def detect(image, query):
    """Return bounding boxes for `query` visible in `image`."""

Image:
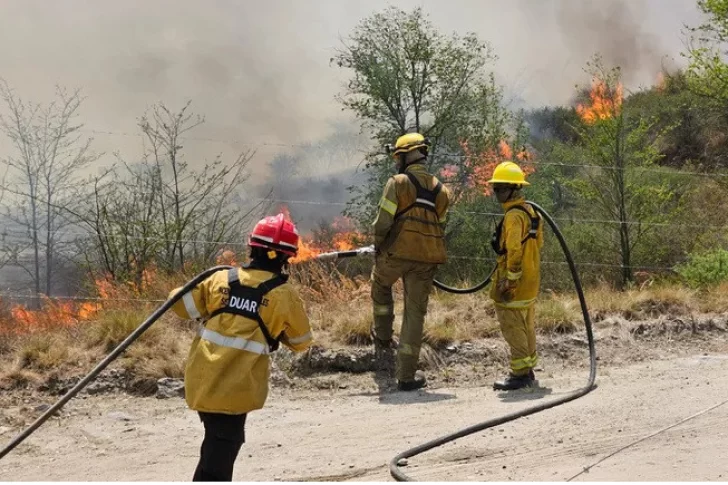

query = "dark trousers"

[192,412,247,482]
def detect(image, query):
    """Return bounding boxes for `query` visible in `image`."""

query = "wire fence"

[2,132,726,303]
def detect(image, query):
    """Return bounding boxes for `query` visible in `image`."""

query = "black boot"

[493,372,535,391]
[397,374,427,391]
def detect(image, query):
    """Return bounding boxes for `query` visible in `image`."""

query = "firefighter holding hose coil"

[168,213,313,481]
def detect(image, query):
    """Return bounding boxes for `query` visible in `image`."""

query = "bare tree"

[76,101,265,284]
[0,80,97,297]
[138,101,264,272]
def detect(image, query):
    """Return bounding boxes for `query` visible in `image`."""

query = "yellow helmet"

[486,161,530,186]
[389,132,429,157]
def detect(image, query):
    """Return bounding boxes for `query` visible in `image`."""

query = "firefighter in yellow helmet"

[168,214,312,481]
[486,161,544,390]
[371,132,451,391]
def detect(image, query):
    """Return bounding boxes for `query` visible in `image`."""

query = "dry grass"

[698,281,728,313]
[424,293,500,348]
[328,308,373,346]
[14,332,84,371]
[583,283,698,319]
[122,325,190,379]
[82,309,193,379]
[537,295,582,333]
[83,307,161,352]
[290,263,371,304]
[0,368,42,390]
[4,267,728,388]
[0,330,87,389]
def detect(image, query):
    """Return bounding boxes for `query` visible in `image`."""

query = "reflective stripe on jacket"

[169,267,312,414]
[372,164,450,264]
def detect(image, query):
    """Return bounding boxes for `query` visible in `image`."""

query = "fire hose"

[0,250,377,461]
[0,265,235,461]
[388,201,597,481]
[0,202,596,482]
[283,202,597,481]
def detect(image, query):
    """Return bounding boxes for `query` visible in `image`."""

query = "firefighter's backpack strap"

[209,267,288,352]
[394,172,443,220]
[490,205,541,256]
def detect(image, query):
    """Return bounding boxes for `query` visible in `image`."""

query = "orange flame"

[289,238,323,264]
[330,216,360,251]
[8,297,99,335]
[498,140,513,160]
[461,139,535,197]
[577,78,623,124]
[291,214,368,264]
[264,205,370,264]
[77,302,99,320]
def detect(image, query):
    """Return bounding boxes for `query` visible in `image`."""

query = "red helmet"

[248,213,299,256]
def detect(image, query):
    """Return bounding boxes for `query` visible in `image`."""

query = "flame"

[498,140,513,160]
[288,215,368,264]
[577,78,623,124]
[330,216,360,251]
[460,139,535,197]
[77,302,99,320]
[289,237,323,264]
[8,297,99,334]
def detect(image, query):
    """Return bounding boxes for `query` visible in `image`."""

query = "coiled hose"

[0,265,234,461]
[390,201,597,481]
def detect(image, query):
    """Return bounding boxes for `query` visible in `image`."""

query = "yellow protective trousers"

[495,305,538,376]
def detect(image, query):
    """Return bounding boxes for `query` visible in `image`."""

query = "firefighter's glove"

[496,278,517,302]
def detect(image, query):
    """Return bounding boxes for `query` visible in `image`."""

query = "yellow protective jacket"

[169,266,312,415]
[372,163,450,264]
[489,198,544,308]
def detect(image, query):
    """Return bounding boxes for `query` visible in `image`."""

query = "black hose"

[432,267,495,294]
[0,265,234,461]
[389,201,597,481]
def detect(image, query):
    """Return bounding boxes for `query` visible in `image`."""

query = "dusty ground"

[2,326,728,482]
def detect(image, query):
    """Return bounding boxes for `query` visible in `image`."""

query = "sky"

[0,0,707,180]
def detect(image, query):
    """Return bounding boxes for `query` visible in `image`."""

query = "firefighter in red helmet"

[168,213,313,481]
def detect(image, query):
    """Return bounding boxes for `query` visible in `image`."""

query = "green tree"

[685,0,728,103]
[332,6,515,226]
[562,56,678,289]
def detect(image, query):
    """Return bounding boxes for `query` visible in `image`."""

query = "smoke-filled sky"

[0,0,705,178]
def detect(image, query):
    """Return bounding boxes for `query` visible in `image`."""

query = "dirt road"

[2,351,728,482]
